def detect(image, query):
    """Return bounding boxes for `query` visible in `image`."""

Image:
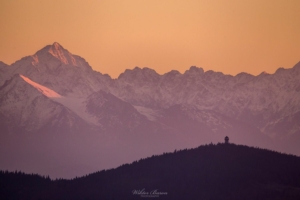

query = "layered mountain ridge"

[0,42,300,178]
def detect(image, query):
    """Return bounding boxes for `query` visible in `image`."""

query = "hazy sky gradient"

[1,0,300,78]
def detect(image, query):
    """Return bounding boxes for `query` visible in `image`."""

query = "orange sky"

[0,0,300,78]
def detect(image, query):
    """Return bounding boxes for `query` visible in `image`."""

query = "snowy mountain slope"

[86,90,149,131]
[84,90,182,146]
[53,97,100,126]
[0,74,92,134]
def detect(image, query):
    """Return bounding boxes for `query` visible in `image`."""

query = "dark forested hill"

[2,143,300,200]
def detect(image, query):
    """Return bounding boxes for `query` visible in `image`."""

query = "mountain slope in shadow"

[1,143,300,200]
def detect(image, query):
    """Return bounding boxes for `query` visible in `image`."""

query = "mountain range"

[1,42,300,178]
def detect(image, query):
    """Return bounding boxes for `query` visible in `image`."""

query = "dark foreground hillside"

[2,143,300,200]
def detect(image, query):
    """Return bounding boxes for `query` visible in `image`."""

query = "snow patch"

[134,106,159,121]
[53,97,100,126]
[20,75,61,98]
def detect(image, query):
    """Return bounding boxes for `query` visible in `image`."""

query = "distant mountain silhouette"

[1,143,300,200]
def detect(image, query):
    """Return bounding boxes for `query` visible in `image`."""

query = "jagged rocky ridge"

[0,42,300,178]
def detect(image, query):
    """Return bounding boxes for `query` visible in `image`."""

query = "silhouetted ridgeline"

[2,143,300,200]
